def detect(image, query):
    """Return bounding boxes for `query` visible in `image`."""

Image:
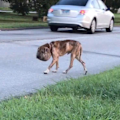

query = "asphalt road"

[0,27,120,101]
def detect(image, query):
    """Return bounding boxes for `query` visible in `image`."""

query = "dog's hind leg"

[63,53,75,74]
[76,56,87,75]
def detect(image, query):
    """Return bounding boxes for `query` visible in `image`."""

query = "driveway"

[0,27,120,101]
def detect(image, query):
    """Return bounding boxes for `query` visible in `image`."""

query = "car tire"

[50,26,58,32]
[72,27,78,32]
[106,19,114,32]
[87,19,96,34]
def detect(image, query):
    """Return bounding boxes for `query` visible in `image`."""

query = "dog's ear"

[47,43,52,50]
[44,43,51,49]
[49,41,55,49]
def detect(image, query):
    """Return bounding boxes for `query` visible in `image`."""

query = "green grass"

[0,12,47,29]
[0,67,120,120]
[0,7,11,11]
[0,22,47,29]
[115,13,120,25]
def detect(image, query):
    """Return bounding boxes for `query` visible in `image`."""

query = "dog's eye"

[44,48,48,53]
[41,51,44,53]
[45,49,48,52]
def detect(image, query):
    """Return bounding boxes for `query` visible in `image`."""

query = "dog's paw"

[63,71,67,74]
[52,70,57,73]
[85,70,87,75]
[44,69,50,74]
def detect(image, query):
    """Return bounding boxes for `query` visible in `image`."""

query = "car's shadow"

[57,28,106,34]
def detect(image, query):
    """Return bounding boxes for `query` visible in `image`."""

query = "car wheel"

[87,19,96,34]
[72,27,78,32]
[106,19,114,32]
[50,26,58,32]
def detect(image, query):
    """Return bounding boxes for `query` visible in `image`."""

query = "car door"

[91,0,103,28]
[97,0,111,27]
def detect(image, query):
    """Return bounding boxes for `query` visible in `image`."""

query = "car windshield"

[57,0,88,6]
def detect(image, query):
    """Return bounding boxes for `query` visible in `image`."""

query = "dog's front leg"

[44,58,58,74]
[52,60,59,73]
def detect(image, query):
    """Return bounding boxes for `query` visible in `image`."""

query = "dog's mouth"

[36,54,40,59]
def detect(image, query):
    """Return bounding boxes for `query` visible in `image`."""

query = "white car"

[47,0,115,34]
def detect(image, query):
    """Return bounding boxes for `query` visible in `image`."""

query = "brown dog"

[36,40,87,75]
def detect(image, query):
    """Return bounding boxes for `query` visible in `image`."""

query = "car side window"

[97,0,107,10]
[91,0,100,9]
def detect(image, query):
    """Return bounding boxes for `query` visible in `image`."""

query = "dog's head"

[36,43,51,61]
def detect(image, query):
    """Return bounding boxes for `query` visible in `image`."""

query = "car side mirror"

[106,8,110,11]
